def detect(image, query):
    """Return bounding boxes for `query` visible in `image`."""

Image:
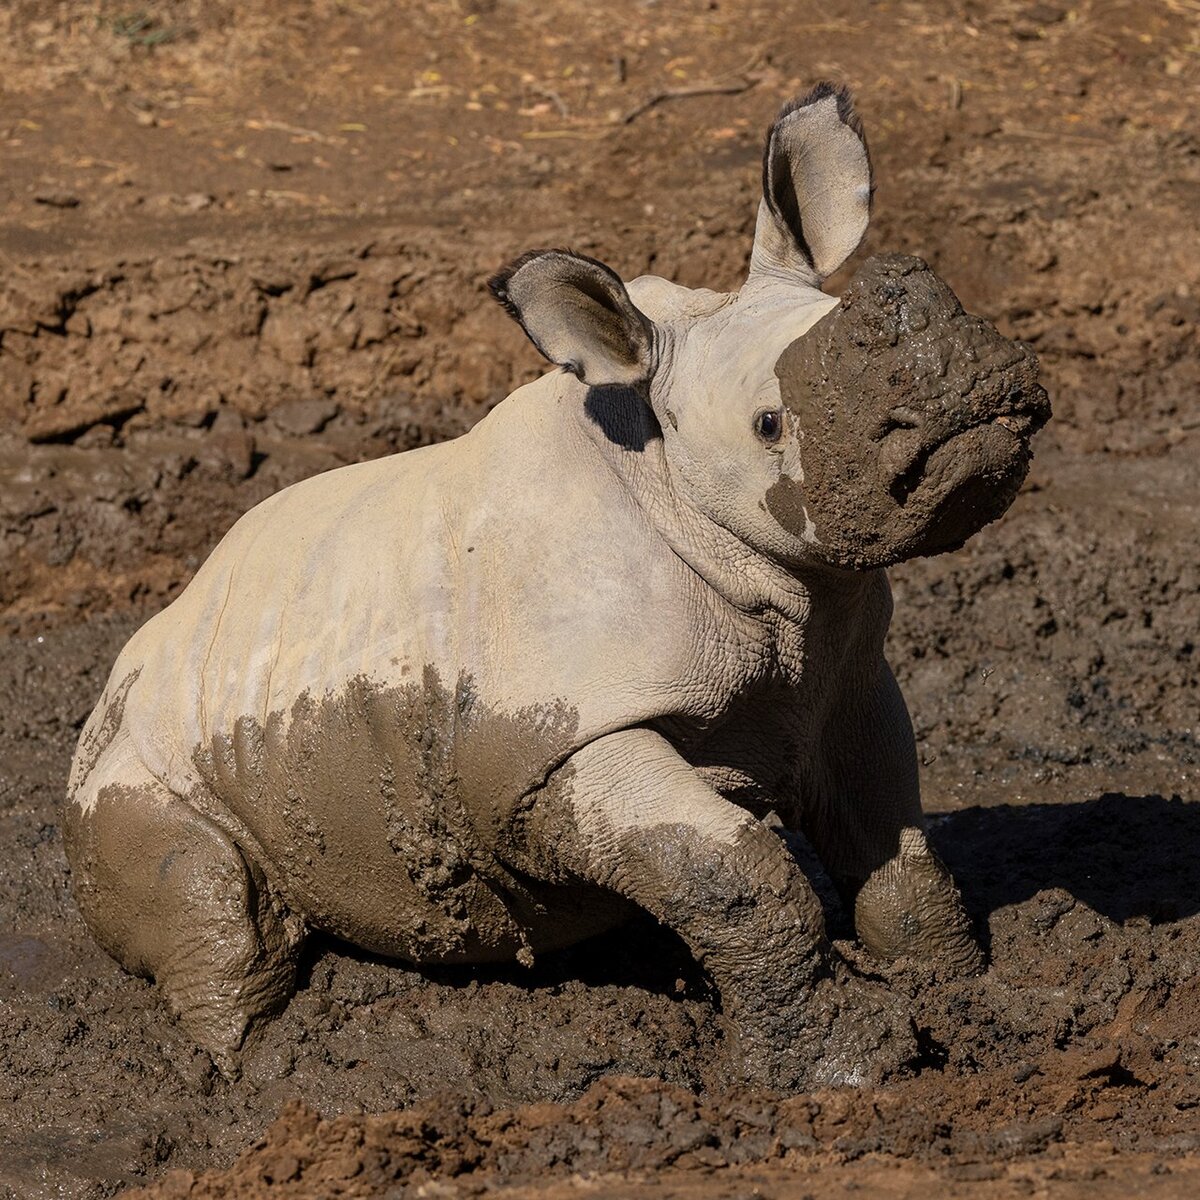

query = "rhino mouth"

[885,408,1041,508]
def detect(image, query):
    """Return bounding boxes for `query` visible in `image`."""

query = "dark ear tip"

[775,81,862,136]
[487,267,510,304]
[487,248,557,318]
[487,266,520,320]
[797,80,846,106]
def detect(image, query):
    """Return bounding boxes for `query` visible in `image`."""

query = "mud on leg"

[64,760,305,1074]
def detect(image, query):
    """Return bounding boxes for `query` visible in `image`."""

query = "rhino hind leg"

[64,765,305,1075]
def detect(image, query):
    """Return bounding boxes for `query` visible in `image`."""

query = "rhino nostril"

[874,406,923,441]
[876,414,926,484]
[889,448,934,506]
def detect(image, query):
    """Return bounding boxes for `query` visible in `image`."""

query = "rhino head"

[491,83,1050,571]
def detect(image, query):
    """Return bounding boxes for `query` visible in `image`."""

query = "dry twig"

[619,76,761,126]
[533,87,570,118]
[247,118,346,145]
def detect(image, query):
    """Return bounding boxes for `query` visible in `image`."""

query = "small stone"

[74,423,117,449]
[270,397,340,436]
[200,408,257,479]
[260,1151,301,1184]
[261,309,314,366]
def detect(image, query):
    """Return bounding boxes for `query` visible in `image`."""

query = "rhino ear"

[754,82,873,284]
[489,249,655,388]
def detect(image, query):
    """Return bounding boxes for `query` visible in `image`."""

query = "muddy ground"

[0,0,1197,1196]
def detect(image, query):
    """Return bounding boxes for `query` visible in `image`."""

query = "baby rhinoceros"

[65,84,1049,1087]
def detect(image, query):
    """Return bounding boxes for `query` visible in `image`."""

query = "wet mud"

[195,671,585,968]
[772,254,1050,567]
[1,1,1197,1197]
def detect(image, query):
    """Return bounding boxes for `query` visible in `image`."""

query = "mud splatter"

[763,474,814,544]
[67,667,139,795]
[193,669,582,965]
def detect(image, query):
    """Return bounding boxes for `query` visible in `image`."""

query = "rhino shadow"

[583,385,656,452]
[298,907,714,1004]
[929,791,1200,931]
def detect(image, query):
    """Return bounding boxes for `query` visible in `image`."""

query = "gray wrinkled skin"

[64,83,1049,1089]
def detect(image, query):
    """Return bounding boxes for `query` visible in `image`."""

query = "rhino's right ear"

[489,249,655,388]
[753,83,873,284]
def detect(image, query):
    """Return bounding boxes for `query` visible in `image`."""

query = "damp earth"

[1,2,1198,1197]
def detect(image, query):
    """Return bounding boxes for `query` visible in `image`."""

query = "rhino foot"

[732,964,920,1093]
[853,826,984,976]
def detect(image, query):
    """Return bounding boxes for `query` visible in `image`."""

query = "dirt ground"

[0,0,1197,1196]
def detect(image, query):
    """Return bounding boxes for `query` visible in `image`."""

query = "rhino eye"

[754,408,784,444]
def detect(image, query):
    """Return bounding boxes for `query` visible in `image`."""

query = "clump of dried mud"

[1,1,1198,1198]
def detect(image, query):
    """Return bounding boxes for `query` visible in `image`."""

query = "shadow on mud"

[299,907,714,1002]
[931,792,1200,926]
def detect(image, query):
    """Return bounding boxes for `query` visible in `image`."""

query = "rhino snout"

[773,254,1051,569]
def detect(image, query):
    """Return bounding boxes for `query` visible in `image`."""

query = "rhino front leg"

[803,663,982,974]
[515,728,912,1088]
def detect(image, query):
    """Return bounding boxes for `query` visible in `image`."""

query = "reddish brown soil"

[1,2,1197,1198]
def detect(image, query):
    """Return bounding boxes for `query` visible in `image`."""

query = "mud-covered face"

[769,254,1051,570]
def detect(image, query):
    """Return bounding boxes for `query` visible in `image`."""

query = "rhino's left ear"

[754,82,873,284]
[489,249,655,388]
